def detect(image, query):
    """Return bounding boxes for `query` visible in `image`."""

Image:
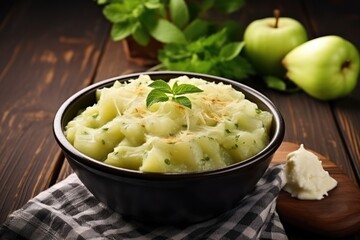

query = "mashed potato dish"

[65,75,273,173]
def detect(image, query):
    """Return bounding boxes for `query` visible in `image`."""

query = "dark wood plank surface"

[0,0,109,222]
[0,0,359,239]
[303,0,360,182]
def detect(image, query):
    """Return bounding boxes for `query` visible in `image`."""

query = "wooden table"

[0,0,359,239]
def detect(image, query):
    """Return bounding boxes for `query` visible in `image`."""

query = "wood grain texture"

[94,39,146,82]
[0,0,108,224]
[302,0,360,184]
[55,157,73,184]
[273,142,360,238]
[0,0,359,239]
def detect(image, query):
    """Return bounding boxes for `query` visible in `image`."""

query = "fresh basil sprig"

[158,28,255,81]
[98,0,247,46]
[99,0,187,46]
[146,80,203,108]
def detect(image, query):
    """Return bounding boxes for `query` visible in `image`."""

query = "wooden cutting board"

[271,142,360,238]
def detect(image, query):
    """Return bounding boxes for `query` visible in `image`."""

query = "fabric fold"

[0,165,287,240]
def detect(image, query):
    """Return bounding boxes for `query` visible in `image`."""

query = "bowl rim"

[53,71,285,180]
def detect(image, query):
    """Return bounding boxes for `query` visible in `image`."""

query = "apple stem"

[274,9,280,28]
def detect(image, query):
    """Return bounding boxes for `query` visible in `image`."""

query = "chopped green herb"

[201,156,210,162]
[164,158,171,165]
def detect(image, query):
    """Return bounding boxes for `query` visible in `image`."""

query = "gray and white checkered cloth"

[0,165,287,240]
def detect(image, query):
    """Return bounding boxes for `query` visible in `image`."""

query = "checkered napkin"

[0,165,287,240]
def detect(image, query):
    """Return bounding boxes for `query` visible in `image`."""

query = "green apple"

[283,35,360,100]
[243,10,308,78]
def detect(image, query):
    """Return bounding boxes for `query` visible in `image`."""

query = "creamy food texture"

[283,144,337,200]
[65,75,273,173]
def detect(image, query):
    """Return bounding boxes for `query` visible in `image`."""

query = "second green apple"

[243,11,308,78]
[283,36,360,100]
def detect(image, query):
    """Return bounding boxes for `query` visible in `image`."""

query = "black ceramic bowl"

[53,71,285,224]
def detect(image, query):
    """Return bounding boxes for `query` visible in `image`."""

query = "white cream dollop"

[283,144,337,200]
